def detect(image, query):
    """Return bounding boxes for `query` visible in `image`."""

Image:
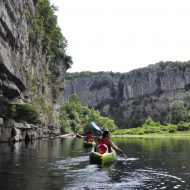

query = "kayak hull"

[83,141,96,148]
[89,149,117,165]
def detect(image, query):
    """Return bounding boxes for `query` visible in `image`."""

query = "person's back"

[98,129,112,152]
[86,132,94,142]
[99,136,109,145]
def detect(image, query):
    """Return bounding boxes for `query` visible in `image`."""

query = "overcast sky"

[50,0,190,73]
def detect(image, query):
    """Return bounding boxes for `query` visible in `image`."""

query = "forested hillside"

[64,61,190,129]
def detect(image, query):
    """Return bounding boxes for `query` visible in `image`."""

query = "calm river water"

[0,137,190,190]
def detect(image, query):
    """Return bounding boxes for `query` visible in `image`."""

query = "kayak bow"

[84,141,96,148]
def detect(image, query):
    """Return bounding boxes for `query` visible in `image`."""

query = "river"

[0,137,189,190]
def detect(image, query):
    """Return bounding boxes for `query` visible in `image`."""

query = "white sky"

[50,0,190,73]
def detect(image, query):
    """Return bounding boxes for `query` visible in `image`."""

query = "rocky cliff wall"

[64,66,190,128]
[0,0,68,141]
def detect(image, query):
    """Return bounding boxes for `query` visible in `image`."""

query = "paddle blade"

[91,122,103,133]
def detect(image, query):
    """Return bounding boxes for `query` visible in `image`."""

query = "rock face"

[64,65,190,128]
[0,0,68,141]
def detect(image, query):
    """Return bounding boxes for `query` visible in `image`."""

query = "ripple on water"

[49,156,89,172]
[136,169,185,189]
[50,156,187,190]
[116,156,139,161]
[64,164,158,190]
[65,165,112,189]
[173,185,182,189]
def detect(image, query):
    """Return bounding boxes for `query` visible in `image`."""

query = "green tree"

[59,94,118,134]
[169,100,187,124]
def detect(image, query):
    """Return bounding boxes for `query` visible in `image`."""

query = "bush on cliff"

[35,0,67,59]
[7,104,39,123]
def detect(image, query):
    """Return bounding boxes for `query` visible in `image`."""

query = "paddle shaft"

[121,151,128,159]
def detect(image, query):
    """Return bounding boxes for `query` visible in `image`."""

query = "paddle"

[76,121,102,139]
[111,141,128,159]
[120,150,128,159]
[91,121,103,134]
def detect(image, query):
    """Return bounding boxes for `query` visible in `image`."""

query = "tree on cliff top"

[35,0,67,60]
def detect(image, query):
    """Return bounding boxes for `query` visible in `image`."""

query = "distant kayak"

[89,145,117,165]
[83,141,96,148]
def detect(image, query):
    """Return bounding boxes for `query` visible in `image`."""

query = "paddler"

[97,129,124,154]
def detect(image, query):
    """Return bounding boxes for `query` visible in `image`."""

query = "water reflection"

[0,137,190,189]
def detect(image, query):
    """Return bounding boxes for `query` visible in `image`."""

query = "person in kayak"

[97,129,123,154]
[86,131,94,142]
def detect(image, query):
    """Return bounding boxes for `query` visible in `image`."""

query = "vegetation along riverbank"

[113,117,190,136]
[60,93,190,137]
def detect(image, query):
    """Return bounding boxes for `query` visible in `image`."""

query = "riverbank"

[58,132,190,139]
[113,132,190,138]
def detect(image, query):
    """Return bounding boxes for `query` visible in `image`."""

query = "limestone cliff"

[64,63,190,128]
[0,0,70,141]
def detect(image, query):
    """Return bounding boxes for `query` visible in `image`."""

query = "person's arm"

[109,140,123,153]
[109,140,128,158]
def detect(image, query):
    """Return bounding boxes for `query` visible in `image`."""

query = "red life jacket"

[96,144,108,154]
[96,137,110,154]
[98,137,112,153]
[87,134,93,142]
[99,137,109,146]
